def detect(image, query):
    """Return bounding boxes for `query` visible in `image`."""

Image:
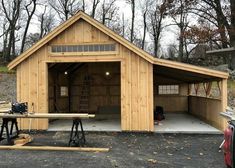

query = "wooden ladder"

[78,75,92,113]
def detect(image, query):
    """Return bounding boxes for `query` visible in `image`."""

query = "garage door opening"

[47,62,121,131]
[153,64,223,133]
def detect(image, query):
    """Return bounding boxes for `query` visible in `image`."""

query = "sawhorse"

[68,118,86,147]
[0,118,19,144]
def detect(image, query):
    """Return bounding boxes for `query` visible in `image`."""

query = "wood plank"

[0,146,109,152]
[131,53,138,130]
[127,48,131,130]
[77,20,84,42]
[0,113,95,119]
[139,58,146,130]
[148,63,154,131]
[221,79,228,130]
[188,95,225,131]
[14,134,33,146]
[83,21,92,43]
[38,48,48,129]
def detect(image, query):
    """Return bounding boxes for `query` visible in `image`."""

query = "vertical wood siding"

[16,19,154,131]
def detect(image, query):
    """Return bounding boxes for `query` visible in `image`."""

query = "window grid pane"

[51,44,116,53]
[158,85,179,95]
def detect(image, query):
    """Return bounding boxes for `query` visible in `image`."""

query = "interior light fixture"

[64,71,68,75]
[105,71,110,76]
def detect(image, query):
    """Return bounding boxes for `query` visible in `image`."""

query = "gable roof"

[8,11,229,79]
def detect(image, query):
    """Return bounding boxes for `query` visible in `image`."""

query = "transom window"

[51,44,116,53]
[158,85,179,95]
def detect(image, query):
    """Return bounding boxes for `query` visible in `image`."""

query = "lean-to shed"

[8,11,229,132]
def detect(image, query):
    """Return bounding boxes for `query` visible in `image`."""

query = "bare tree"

[122,13,125,37]
[91,0,100,18]
[1,18,10,63]
[126,0,135,43]
[147,0,168,57]
[168,0,194,61]
[1,0,22,61]
[20,0,37,53]
[99,0,117,25]
[38,6,55,39]
[82,0,85,12]
[189,0,234,48]
[167,43,177,59]
[49,0,80,21]
[140,0,151,50]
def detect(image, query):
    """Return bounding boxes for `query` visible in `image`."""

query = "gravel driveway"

[0,132,226,168]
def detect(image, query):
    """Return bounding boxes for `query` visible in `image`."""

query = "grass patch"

[0,66,15,73]
[228,79,235,98]
[228,80,235,89]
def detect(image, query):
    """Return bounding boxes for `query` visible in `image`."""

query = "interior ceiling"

[153,65,221,84]
[48,63,85,74]
[49,63,221,84]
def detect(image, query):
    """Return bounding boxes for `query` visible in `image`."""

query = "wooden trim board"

[0,146,109,152]
[0,113,95,119]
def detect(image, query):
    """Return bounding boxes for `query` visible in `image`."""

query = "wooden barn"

[8,11,229,132]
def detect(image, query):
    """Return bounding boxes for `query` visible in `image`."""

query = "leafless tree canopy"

[0,0,234,65]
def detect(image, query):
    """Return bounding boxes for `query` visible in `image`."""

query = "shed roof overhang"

[153,58,229,84]
[153,64,222,84]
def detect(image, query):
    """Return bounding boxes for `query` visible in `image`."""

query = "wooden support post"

[194,83,200,96]
[68,74,71,113]
[221,79,228,130]
[188,84,194,95]
[217,81,221,96]
[203,82,212,97]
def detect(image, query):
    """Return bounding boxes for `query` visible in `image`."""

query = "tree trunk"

[214,0,228,48]
[91,0,99,18]
[102,3,105,24]
[154,34,158,57]
[130,0,135,43]
[122,13,125,37]
[82,0,85,12]
[230,0,235,45]
[142,10,147,50]
[20,0,37,53]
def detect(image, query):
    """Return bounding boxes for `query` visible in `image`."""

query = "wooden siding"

[189,96,227,131]
[154,96,188,112]
[17,47,49,130]
[16,19,154,131]
[120,46,154,131]
[153,84,189,113]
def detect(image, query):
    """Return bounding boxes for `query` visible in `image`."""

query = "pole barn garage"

[8,11,229,132]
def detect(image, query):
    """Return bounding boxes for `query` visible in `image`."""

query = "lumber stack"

[14,134,33,146]
[0,101,11,113]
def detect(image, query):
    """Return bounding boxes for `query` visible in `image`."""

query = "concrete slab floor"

[48,113,221,134]
[155,113,221,134]
[48,118,121,132]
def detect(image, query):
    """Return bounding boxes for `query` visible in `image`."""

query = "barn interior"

[47,62,223,133]
[48,62,121,131]
[153,64,223,133]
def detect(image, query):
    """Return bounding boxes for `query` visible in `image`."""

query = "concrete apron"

[48,113,222,134]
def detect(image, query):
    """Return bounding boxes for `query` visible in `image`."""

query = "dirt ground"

[0,132,226,168]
